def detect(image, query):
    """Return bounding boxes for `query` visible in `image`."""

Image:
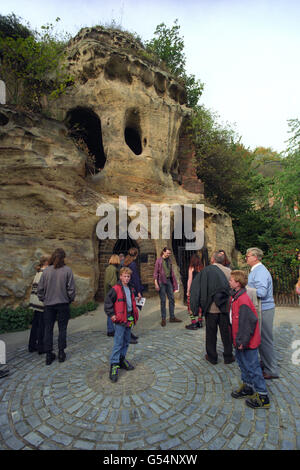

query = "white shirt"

[250,262,262,271]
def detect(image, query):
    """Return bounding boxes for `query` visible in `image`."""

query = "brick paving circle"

[0,323,300,450]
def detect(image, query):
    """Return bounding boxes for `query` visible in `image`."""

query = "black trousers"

[28,310,44,352]
[43,303,70,353]
[205,312,233,362]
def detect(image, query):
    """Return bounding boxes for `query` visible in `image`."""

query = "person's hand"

[154,281,160,292]
[111,315,116,322]
[238,344,243,350]
[137,293,142,300]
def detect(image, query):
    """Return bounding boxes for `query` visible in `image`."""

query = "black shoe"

[28,347,37,353]
[205,354,218,365]
[246,393,270,409]
[185,323,198,330]
[58,350,66,363]
[107,332,115,337]
[109,364,120,382]
[46,352,56,366]
[224,356,235,364]
[130,337,138,344]
[119,357,135,370]
[131,333,139,340]
[198,319,203,328]
[231,383,254,399]
[169,317,182,323]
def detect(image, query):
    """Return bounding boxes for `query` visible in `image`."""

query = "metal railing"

[268,265,299,306]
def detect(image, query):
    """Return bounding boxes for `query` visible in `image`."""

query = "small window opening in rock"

[124,108,142,155]
[125,127,142,155]
[65,106,106,175]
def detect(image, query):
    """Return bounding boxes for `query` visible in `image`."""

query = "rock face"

[0,27,236,308]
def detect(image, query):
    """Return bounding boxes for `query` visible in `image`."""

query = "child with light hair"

[104,267,139,383]
[229,270,270,409]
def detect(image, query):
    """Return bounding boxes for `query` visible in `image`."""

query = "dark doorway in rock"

[172,233,209,303]
[113,235,139,257]
[65,107,106,175]
[124,108,142,155]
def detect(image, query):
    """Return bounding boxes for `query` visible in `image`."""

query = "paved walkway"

[0,299,300,451]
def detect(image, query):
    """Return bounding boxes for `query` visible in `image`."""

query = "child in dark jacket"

[229,270,270,409]
[104,267,139,382]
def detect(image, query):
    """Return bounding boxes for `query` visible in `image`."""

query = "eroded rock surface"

[0,27,236,308]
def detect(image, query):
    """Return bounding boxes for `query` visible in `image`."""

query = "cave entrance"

[124,108,142,155]
[65,107,106,175]
[172,233,209,303]
[113,235,139,257]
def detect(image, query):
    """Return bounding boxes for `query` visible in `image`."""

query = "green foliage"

[69,301,99,319]
[146,20,186,76]
[234,205,299,268]
[272,152,300,217]
[0,302,98,333]
[189,106,264,217]
[0,14,73,111]
[146,19,204,108]
[189,106,300,274]
[0,12,32,39]
[0,307,33,333]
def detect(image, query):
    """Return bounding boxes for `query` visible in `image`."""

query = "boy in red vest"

[229,270,270,409]
[104,267,139,382]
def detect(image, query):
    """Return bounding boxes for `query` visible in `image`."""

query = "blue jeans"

[107,315,115,334]
[235,348,267,394]
[159,280,175,320]
[110,324,132,364]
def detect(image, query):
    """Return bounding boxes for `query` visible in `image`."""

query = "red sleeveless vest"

[112,283,139,324]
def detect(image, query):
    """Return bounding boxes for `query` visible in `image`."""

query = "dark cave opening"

[65,107,106,174]
[124,126,142,155]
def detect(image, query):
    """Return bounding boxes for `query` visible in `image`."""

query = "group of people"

[28,248,76,366]
[151,246,278,409]
[28,244,279,410]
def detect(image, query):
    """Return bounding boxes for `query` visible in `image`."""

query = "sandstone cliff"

[0,27,236,308]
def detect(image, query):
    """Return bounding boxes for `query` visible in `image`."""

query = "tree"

[0,14,73,111]
[146,19,204,108]
[188,106,265,217]
[0,12,32,40]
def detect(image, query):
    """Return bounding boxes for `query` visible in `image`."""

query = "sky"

[1,0,300,153]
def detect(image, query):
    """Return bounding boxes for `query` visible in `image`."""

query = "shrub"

[0,301,98,333]
[0,306,33,333]
[69,301,98,318]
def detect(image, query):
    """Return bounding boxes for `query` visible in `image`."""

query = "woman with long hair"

[37,248,76,365]
[186,253,204,329]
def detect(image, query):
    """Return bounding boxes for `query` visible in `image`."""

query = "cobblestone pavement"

[0,307,300,451]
